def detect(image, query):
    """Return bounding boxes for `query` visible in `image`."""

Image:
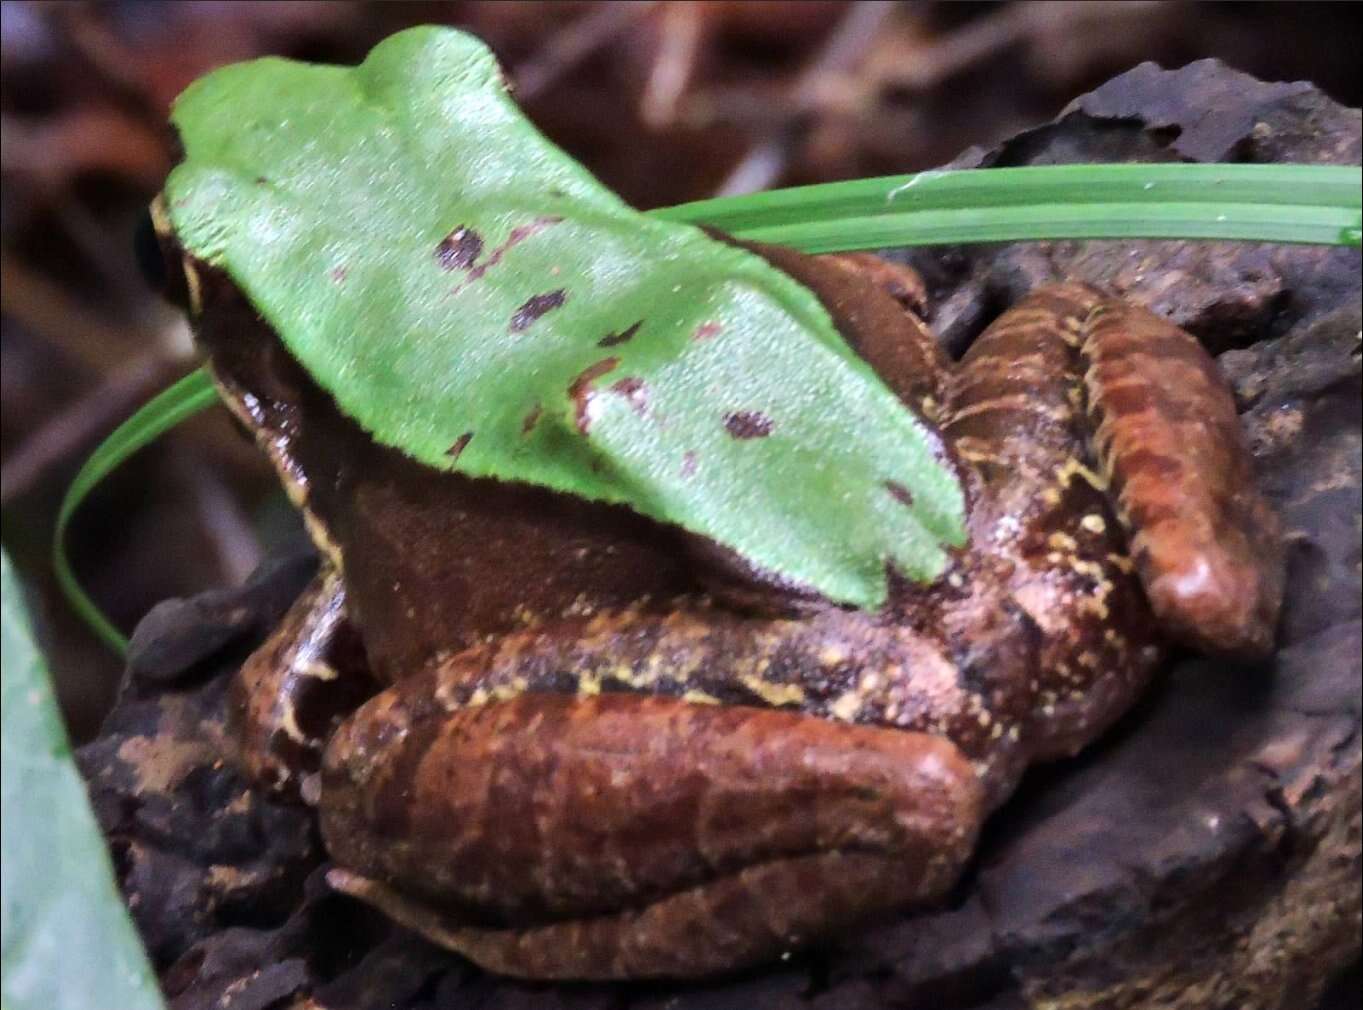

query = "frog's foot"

[326,849,930,980]
[230,570,376,797]
[1079,297,1285,658]
[318,691,983,980]
[947,282,1283,660]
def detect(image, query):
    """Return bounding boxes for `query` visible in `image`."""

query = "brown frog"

[151,201,1284,980]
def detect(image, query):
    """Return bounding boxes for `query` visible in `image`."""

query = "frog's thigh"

[1079,299,1284,657]
[231,569,373,796]
[320,691,983,980]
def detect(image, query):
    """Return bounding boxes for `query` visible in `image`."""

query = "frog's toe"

[1078,297,1286,659]
[328,848,949,980]
[318,690,983,979]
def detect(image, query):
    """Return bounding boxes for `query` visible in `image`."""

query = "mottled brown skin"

[155,203,1283,979]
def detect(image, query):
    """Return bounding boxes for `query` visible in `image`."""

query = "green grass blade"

[52,368,218,656]
[722,201,1358,253]
[651,164,1363,248]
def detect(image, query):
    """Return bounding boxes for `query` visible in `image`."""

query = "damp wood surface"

[78,60,1361,1010]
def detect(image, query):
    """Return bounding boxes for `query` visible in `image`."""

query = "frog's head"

[139,191,319,429]
[137,191,327,564]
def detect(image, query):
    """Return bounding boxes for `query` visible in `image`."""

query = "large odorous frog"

[148,28,1284,980]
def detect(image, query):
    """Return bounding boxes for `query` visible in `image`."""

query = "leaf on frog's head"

[164,26,965,609]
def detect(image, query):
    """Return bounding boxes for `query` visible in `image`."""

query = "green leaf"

[1,551,165,1010]
[656,163,1363,250]
[165,26,965,609]
[53,369,220,656]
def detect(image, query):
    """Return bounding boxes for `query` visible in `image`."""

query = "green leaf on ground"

[1,550,164,1010]
[164,25,966,609]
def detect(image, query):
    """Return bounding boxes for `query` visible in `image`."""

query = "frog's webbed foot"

[231,569,376,797]
[319,684,982,979]
[326,842,934,980]
[1079,298,1285,658]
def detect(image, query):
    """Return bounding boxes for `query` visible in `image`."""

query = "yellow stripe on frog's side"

[206,365,345,574]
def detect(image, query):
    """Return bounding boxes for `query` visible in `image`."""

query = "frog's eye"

[134,204,191,310]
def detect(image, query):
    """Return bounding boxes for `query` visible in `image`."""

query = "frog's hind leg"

[943,285,1167,763]
[946,284,1284,759]
[318,659,983,979]
[1078,298,1284,658]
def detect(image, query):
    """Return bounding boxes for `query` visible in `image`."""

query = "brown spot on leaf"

[522,403,543,435]
[449,216,563,295]
[693,321,723,342]
[611,377,649,416]
[510,289,568,332]
[681,451,698,478]
[446,432,474,460]
[330,266,348,284]
[599,321,642,347]
[884,480,915,507]
[505,215,563,246]
[436,226,483,270]
[568,358,620,434]
[724,411,774,439]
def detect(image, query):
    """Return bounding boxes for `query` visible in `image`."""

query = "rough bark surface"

[79,60,1361,1010]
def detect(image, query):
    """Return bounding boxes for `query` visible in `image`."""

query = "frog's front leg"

[317,616,985,980]
[231,569,375,795]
